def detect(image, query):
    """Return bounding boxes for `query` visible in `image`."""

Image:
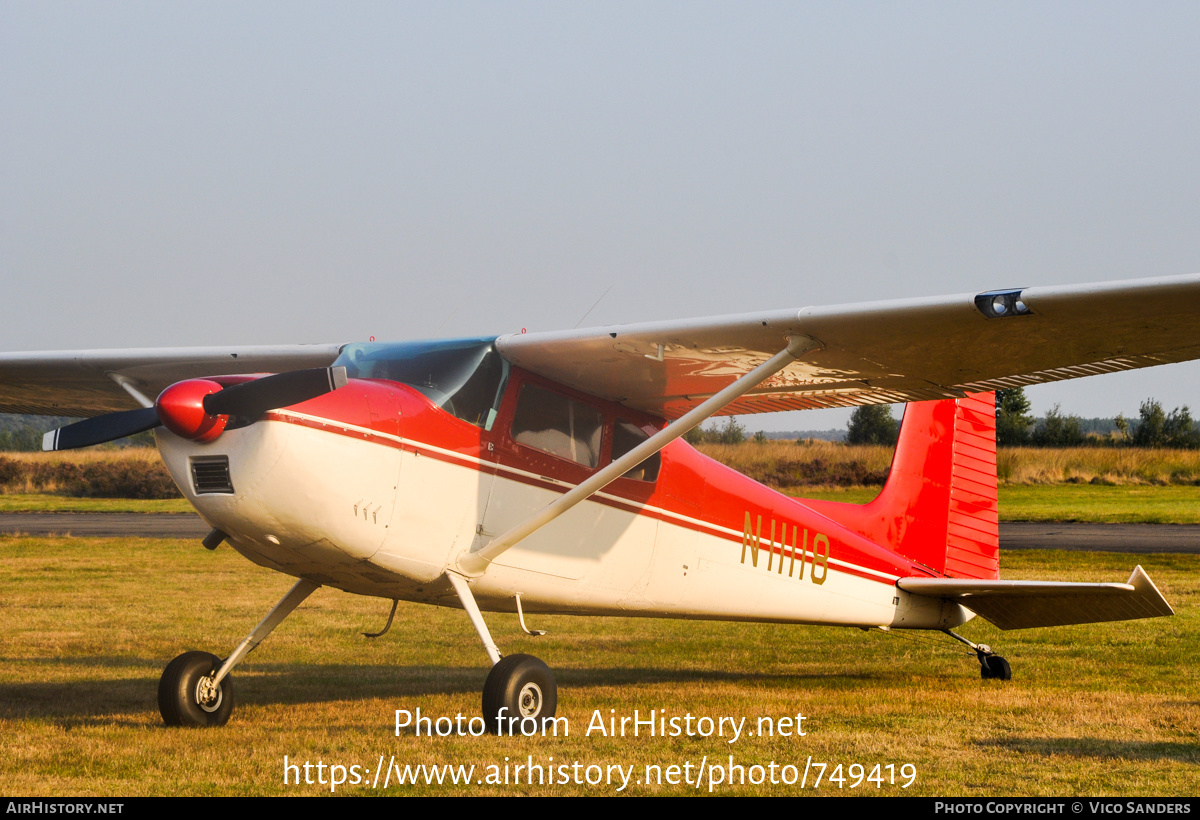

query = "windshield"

[335,337,508,430]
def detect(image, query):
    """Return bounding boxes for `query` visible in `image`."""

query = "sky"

[4,2,1200,431]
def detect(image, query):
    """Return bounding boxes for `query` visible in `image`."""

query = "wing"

[0,344,343,416]
[498,274,1200,419]
[7,274,1200,420]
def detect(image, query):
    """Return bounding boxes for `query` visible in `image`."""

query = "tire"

[980,655,1012,681]
[482,654,557,735]
[158,651,234,727]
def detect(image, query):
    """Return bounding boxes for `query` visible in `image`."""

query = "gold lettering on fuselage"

[741,512,829,585]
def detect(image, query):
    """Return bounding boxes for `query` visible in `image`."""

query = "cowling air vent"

[190,456,234,495]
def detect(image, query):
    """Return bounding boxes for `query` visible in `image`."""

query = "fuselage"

[156,364,970,632]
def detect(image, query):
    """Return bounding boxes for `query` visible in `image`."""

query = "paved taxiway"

[1,513,1199,553]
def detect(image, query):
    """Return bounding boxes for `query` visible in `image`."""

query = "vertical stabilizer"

[804,393,999,579]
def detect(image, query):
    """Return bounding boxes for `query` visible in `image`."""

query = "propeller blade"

[202,366,348,419]
[42,407,161,451]
[42,366,348,450]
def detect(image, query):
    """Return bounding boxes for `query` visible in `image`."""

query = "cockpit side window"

[511,384,603,468]
[612,419,661,482]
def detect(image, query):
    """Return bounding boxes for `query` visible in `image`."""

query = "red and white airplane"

[1,275,1192,728]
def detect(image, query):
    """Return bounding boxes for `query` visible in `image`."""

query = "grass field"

[0,449,178,500]
[698,440,1200,488]
[2,536,1196,797]
[8,446,1200,522]
[5,485,1200,523]
[0,494,193,513]
[798,484,1200,524]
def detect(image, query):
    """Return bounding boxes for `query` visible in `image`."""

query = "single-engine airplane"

[1,275,1193,729]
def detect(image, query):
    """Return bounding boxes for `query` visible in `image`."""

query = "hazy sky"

[4,2,1200,430]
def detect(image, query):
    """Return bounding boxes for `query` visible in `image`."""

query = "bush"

[0,456,22,485]
[1133,400,1199,448]
[684,416,746,445]
[29,460,81,488]
[68,461,181,499]
[996,388,1033,446]
[0,453,182,499]
[1031,405,1084,447]
[846,405,898,446]
[758,457,889,488]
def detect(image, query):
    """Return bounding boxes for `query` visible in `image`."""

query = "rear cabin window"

[612,419,661,482]
[511,385,603,468]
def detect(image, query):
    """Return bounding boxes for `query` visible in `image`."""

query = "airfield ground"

[1,447,1197,796]
[1,537,1196,797]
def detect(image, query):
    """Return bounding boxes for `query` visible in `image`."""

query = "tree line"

[765,390,1200,449]
[995,388,1199,448]
[841,390,1200,448]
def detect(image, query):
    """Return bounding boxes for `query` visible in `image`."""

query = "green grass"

[4,484,1200,521]
[994,484,1200,524]
[0,494,194,513]
[2,536,1196,796]
[7,445,1200,522]
[794,484,1200,524]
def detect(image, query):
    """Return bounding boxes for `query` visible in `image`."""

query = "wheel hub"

[517,682,543,717]
[195,675,224,713]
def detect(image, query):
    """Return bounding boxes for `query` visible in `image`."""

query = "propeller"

[43,407,161,452]
[43,366,348,451]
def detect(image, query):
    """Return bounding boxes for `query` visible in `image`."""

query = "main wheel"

[980,654,1012,681]
[482,654,557,735]
[158,651,235,727]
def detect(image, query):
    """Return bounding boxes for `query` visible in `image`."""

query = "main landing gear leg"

[159,578,321,727]
[942,629,1012,681]
[445,572,557,734]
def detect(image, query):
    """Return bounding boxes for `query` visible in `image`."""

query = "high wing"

[3,274,1200,421]
[499,274,1200,419]
[0,344,343,416]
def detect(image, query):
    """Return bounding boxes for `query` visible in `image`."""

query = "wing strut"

[108,373,155,408]
[455,336,819,576]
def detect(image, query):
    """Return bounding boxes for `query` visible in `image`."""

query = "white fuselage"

[157,409,969,632]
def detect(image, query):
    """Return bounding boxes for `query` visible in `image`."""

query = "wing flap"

[897,566,1174,630]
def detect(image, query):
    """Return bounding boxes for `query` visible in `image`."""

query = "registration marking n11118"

[740,512,829,584]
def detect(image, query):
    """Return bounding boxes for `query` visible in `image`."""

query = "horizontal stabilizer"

[897,566,1173,630]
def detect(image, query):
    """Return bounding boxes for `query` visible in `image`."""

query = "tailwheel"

[980,653,1012,681]
[158,651,235,727]
[942,631,1013,682]
[482,654,557,735]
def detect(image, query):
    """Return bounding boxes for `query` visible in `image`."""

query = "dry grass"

[697,440,895,488]
[1,536,1197,796]
[0,449,180,498]
[698,441,1200,490]
[9,442,1200,500]
[997,447,1200,485]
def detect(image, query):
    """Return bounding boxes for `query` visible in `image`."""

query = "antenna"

[431,306,461,338]
[574,285,614,329]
